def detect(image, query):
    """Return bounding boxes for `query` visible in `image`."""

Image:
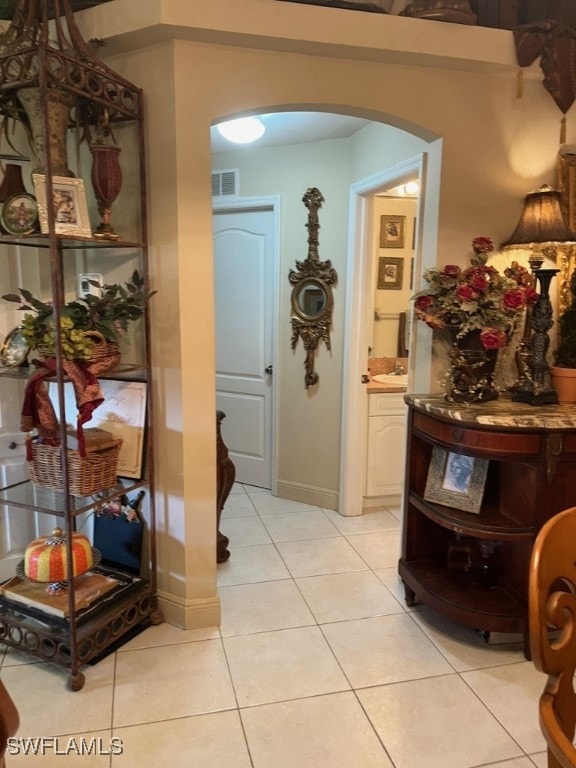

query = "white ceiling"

[211,111,371,154]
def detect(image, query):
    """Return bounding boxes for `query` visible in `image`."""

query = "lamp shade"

[502,185,575,248]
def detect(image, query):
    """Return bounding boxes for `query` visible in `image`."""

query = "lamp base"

[510,267,559,407]
[511,388,559,407]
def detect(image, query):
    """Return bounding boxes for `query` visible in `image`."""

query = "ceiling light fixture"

[403,181,419,196]
[216,117,265,145]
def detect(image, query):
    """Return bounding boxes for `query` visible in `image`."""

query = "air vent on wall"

[212,169,239,199]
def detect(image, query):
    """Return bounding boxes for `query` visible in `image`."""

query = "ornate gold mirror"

[289,188,337,388]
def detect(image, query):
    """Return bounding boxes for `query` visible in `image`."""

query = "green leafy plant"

[2,270,155,360]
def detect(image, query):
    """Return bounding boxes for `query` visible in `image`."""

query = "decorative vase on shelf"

[0,163,28,234]
[90,142,123,240]
[470,540,502,590]
[445,327,499,404]
[17,87,75,178]
[0,163,26,202]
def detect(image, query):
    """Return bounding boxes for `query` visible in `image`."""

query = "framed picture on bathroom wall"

[377,256,404,290]
[379,214,406,249]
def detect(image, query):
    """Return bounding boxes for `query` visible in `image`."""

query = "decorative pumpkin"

[24,528,93,587]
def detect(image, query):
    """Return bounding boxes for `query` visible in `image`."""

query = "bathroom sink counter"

[367,356,408,393]
[368,380,407,394]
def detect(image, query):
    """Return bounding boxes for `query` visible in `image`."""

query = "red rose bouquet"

[413,237,538,350]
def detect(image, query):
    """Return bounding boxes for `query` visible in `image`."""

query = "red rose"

[415,295,434,311]
[480,328,507,349]
[502,289,526,311]
[442,265,461,277]
[456,285,475,301]
[469,273,489,292]
[472,236,494,254]
[525,287,539,305]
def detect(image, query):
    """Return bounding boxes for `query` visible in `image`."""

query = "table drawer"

[412,411,541,457]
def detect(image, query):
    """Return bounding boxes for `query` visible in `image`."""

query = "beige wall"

[75,0,570,628]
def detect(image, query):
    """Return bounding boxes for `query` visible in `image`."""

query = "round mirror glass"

[295,281,327,319]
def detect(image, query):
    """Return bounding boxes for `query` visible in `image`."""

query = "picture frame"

[377,256,404,290]
[49,379,148,479]
[423,447,489,514]
[379,214,406,249]
[0,325,30,368]
[32,174,92,238]
[1,192,39,236]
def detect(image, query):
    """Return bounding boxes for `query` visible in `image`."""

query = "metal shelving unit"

[0,0,161,690]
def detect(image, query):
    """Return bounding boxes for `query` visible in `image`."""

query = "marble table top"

[407,394,576,430]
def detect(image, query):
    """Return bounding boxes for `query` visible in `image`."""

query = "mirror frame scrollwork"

[289,188,338,388]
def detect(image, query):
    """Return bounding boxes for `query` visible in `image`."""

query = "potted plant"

[2,270,155,366]
[413,237,539,402]
[551,271,576,403]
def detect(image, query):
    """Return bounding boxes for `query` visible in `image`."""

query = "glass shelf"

[0,235,144,249]
[0,478,147,517]
[0,363,147,382]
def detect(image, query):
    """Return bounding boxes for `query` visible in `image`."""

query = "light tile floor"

[1,484,548,767]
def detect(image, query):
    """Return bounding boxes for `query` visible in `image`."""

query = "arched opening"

[211,107,442,515]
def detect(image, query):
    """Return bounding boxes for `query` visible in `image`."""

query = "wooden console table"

[399,395,576,657]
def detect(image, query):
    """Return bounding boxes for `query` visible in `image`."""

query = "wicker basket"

[28,439,123,496]
[37,331,121,374]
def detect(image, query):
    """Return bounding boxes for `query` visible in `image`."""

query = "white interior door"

[213,204,277,489]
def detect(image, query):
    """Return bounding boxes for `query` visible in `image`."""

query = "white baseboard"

[363,493,402,509]
[276,480,338,510]
[156,591,221,629]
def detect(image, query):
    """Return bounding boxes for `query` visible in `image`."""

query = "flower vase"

[445,328,499,404]
[18,87,75,178]
[0,163,27,234]
[90,143,123,240]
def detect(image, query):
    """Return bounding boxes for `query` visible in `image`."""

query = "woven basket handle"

[83,331,107,348]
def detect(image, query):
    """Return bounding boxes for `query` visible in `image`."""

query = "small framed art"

[0,326,30,367]
[379,214,406,248]
[377,256,404,290]
[1,193,39,236]
[32,174,92,238]
[423,447,489,514]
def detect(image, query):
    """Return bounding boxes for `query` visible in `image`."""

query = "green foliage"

[2,270,156,360]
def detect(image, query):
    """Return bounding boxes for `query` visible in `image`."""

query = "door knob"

[265,365,273,374]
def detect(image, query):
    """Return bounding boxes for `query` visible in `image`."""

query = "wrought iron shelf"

[0,235,145,249]
[0,363,147,382]
[0,570,157,691]
[0,478,148,517]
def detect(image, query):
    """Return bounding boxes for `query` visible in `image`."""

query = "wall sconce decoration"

[502,185,575,406]
[289,188,337,389]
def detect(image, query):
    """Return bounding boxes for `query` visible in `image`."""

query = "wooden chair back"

[529,506,576,768]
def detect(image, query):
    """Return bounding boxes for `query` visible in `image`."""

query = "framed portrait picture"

[380,214,406,249]
[423,447,489,514]
[49,379,148,479]
[1,193,39,236]
[32,174,92,238]
[377,256,404,290]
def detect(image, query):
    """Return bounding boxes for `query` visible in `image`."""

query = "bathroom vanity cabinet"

[365,392,407,503]
[399,395,576,656]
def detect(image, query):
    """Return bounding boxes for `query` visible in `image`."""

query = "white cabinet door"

[365,412,407,498]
